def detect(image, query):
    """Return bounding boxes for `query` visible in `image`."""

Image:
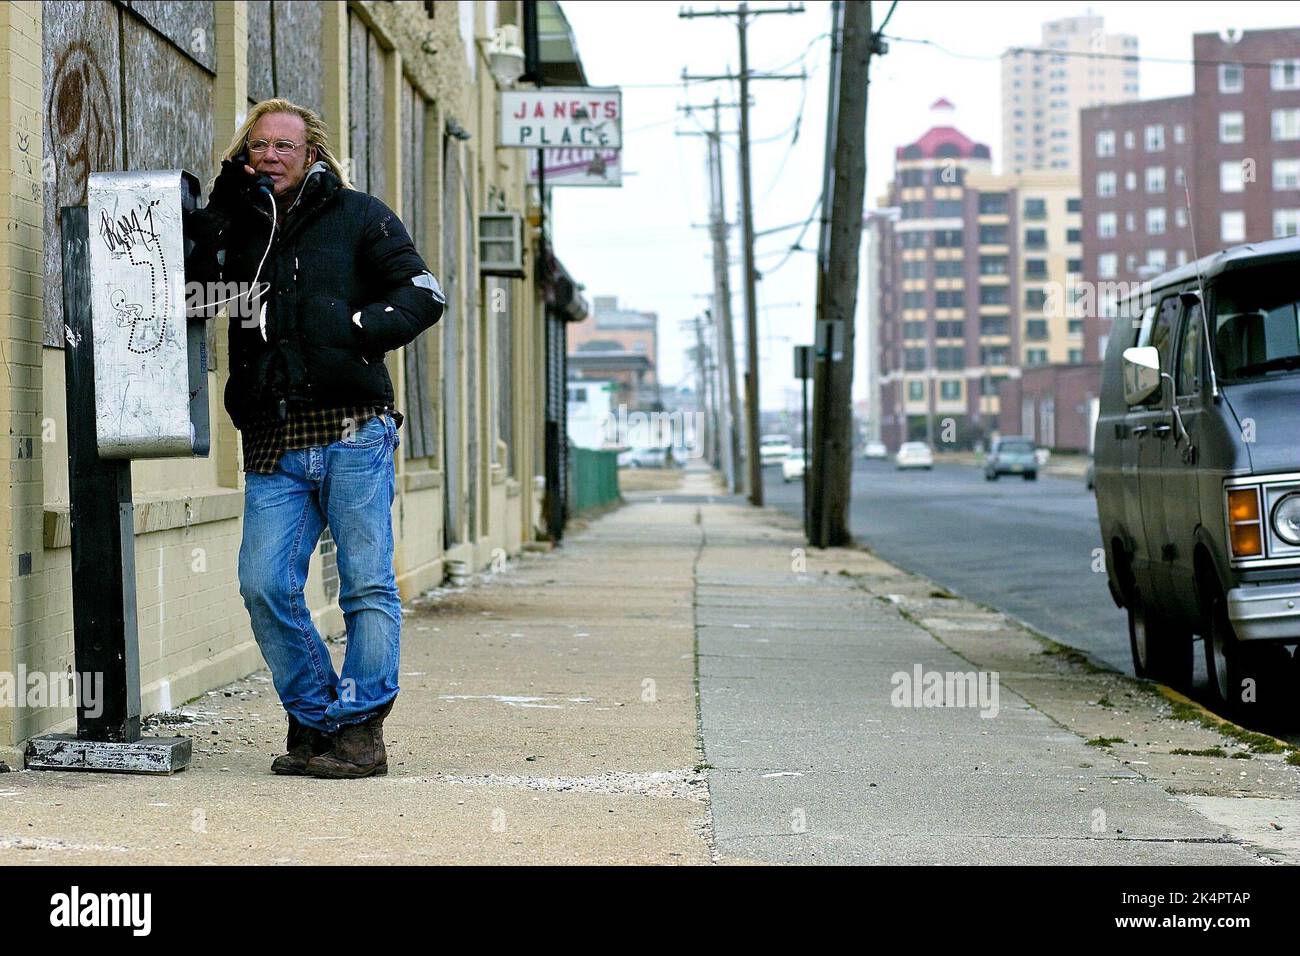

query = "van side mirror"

[1122,346,1162,405]
[1179,290,1201,308]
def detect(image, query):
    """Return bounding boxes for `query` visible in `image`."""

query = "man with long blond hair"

[185,98,444,779]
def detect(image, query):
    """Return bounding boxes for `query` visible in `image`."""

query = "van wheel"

[1128,589,1193,689]
[1205,596,1241,712]
[1205,596,1290,721]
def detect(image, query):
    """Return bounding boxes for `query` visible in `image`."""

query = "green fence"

[568,447,621,516]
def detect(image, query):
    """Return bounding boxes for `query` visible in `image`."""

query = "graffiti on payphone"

[98,200,170,355]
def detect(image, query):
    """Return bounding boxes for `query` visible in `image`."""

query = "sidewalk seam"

[690,503,720,865]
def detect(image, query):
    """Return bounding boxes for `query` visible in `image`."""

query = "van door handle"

[1130,424,1149,436]
[1153,423,1172,437]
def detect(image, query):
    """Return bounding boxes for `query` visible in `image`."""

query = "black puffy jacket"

[184,162,445,430]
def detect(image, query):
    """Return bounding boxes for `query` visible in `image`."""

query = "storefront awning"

[535,0,588,86]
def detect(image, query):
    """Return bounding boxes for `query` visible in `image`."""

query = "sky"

[549,0,1300,412]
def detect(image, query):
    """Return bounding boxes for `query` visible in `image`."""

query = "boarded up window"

[402,80,435,460]
[42,1,214,348]
[346,11,386,200]
[246,2,326,113]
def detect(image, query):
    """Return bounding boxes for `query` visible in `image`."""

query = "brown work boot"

[271,714,334,776]
[305,700,395,779]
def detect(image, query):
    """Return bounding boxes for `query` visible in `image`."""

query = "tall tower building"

[871,100,1086,451]
[1001,14,1139,174]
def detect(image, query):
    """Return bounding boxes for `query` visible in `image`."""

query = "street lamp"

[488,24,527,88]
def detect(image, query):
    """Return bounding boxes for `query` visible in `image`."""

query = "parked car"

[1094,235,1300,714]
[984,436,1038,481]
[618,446,672,469]
[895,442,934,470]
[863,440,888,460]
[760,433,794,466]
[782,449,806,483]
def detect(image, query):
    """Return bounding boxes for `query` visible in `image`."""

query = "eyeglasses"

[247,139,306,155]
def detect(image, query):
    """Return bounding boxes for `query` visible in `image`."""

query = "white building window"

[1173,124,1185,144]
[1173,166,1185,187]
[1272,59,1300,91]
[1147,249,1167,272]
[1097,212,1117,239]
[1175,207,1188,228]
[1145,166,1165,193]
[1144,124,1165,151]
[1146,208,1166,234]
[1123,129,1136,150]
[1096,171,1116,197]
[1098,253,1118,278]
[1176,250,1188,266]
[1219,63,1244,93]
[1095,130,1115,157]
[1125,211,1136,232]
[1273,109,1300,141]
[1275,209,1300,238]
[1220,161,1246,193]
[1219,111,1244,144]
[1275,158,1300,190]
[1125,170,1137,191]
[1221,211,1246,243]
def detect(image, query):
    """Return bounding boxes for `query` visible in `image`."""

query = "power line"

[759,193,822,276]
[876,0,900,36]
[881,32,1292,70]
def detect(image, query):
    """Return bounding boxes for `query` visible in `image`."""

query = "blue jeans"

[238,412,402,733]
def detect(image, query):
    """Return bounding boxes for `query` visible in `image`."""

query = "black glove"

[208,156,273,214]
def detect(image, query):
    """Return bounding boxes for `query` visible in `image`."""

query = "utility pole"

[677,101,744,493]
[687,313,715,465]
[681,2,805,507]
[707,100,743,493]
[809,0,882,547]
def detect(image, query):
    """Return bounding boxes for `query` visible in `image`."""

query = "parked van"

[1094,236,1300,716]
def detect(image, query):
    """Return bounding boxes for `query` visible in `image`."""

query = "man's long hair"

[213,98,353,191]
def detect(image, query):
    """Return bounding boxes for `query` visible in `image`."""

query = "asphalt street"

[764,459,1133,674]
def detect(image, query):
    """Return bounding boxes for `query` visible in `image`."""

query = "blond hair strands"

[213,98,353,191]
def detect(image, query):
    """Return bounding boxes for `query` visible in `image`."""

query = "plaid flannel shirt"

[241,405,404,474]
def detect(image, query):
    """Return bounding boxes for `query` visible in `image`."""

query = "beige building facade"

[0,0,563,761]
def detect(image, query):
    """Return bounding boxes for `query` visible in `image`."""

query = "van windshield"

[1213,266,1300,382]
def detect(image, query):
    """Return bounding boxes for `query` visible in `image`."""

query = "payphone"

[26,170,209,774]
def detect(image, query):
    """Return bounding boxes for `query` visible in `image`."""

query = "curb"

[1154,683,1294,753]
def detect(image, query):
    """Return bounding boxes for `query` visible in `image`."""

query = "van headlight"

[1273,493,1300,546]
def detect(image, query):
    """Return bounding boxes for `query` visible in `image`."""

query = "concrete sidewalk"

[2,466,1297,864]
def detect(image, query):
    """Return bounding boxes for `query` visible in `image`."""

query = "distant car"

[984,436,1039,481]
[895,442,933,470]
[864,440,888,460]
[760,434,794,466]
[782,449,806,483]
[619,446,671,469]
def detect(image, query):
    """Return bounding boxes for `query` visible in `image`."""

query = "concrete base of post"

[24,734,192,774]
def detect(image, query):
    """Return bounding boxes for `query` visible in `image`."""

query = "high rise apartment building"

[1002,14,1139,174]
